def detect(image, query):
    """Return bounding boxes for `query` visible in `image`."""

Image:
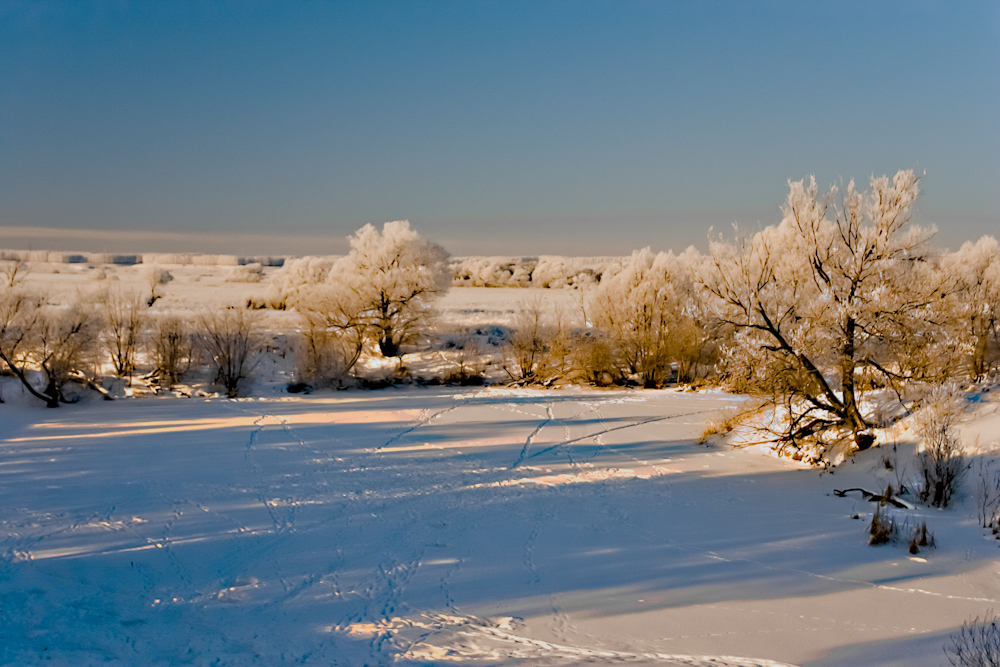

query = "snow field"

[2,387,1000,665]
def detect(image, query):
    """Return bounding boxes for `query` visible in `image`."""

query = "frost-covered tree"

[330,220,450,357]
[703,170,943,452]
[943,236,1000,381]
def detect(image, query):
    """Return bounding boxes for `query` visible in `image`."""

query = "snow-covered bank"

[2,387,998,665]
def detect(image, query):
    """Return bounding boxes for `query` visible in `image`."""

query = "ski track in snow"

[2,388,997,665]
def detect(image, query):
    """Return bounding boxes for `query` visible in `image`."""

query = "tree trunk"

[840,318,868,435]
[379,332,399,358]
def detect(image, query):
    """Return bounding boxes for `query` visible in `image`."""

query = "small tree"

[198,308,261,398]
[330,220,450,357]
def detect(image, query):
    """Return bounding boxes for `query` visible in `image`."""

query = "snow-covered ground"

[3,385,1000,666]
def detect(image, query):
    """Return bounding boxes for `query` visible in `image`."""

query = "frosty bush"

[589,248,707,387]
[915,384,967,508]
[292,307,364,389]
[944,236,1000,381]
[226,263,265,283]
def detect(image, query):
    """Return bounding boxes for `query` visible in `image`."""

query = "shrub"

[945,610,1000,667]
[915,385,967,508]
[197,309,262,398]
[147,315,194,389]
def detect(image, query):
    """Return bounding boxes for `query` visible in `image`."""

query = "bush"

[292,312,362,389]
[946,610,1000,667]
[197,309,262,398]
[147,315,194,389]
[915,385,967,508]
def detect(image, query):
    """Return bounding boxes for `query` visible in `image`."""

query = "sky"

[1,1,997,257]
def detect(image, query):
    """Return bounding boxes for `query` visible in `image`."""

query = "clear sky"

[1,1,997,256]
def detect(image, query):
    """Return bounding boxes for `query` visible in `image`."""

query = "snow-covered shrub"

[567,328,617,386]
[945,610,1000,667]
[197,308,262,398]
[915,384,967,508]
[226,263,265,283]
[450,256,537,287]
[532,256,614,289]
[588,248,707,387]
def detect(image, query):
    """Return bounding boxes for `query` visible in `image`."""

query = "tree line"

[1,173,998,456]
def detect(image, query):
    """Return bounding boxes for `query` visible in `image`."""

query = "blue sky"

[1,1,997,255]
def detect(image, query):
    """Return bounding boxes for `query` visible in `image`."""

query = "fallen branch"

[834,486,912,509]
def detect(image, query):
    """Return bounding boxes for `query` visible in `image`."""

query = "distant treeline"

[0,249,628,288]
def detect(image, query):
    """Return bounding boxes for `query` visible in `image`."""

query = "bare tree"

[702,170,943,454]
[197,308,262,398]
[0,291,98,407]
[330,220,450,357]
[99,287,145,382]
[0,257,29,288]
[146,315,194,389]
[292,283,366,386]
